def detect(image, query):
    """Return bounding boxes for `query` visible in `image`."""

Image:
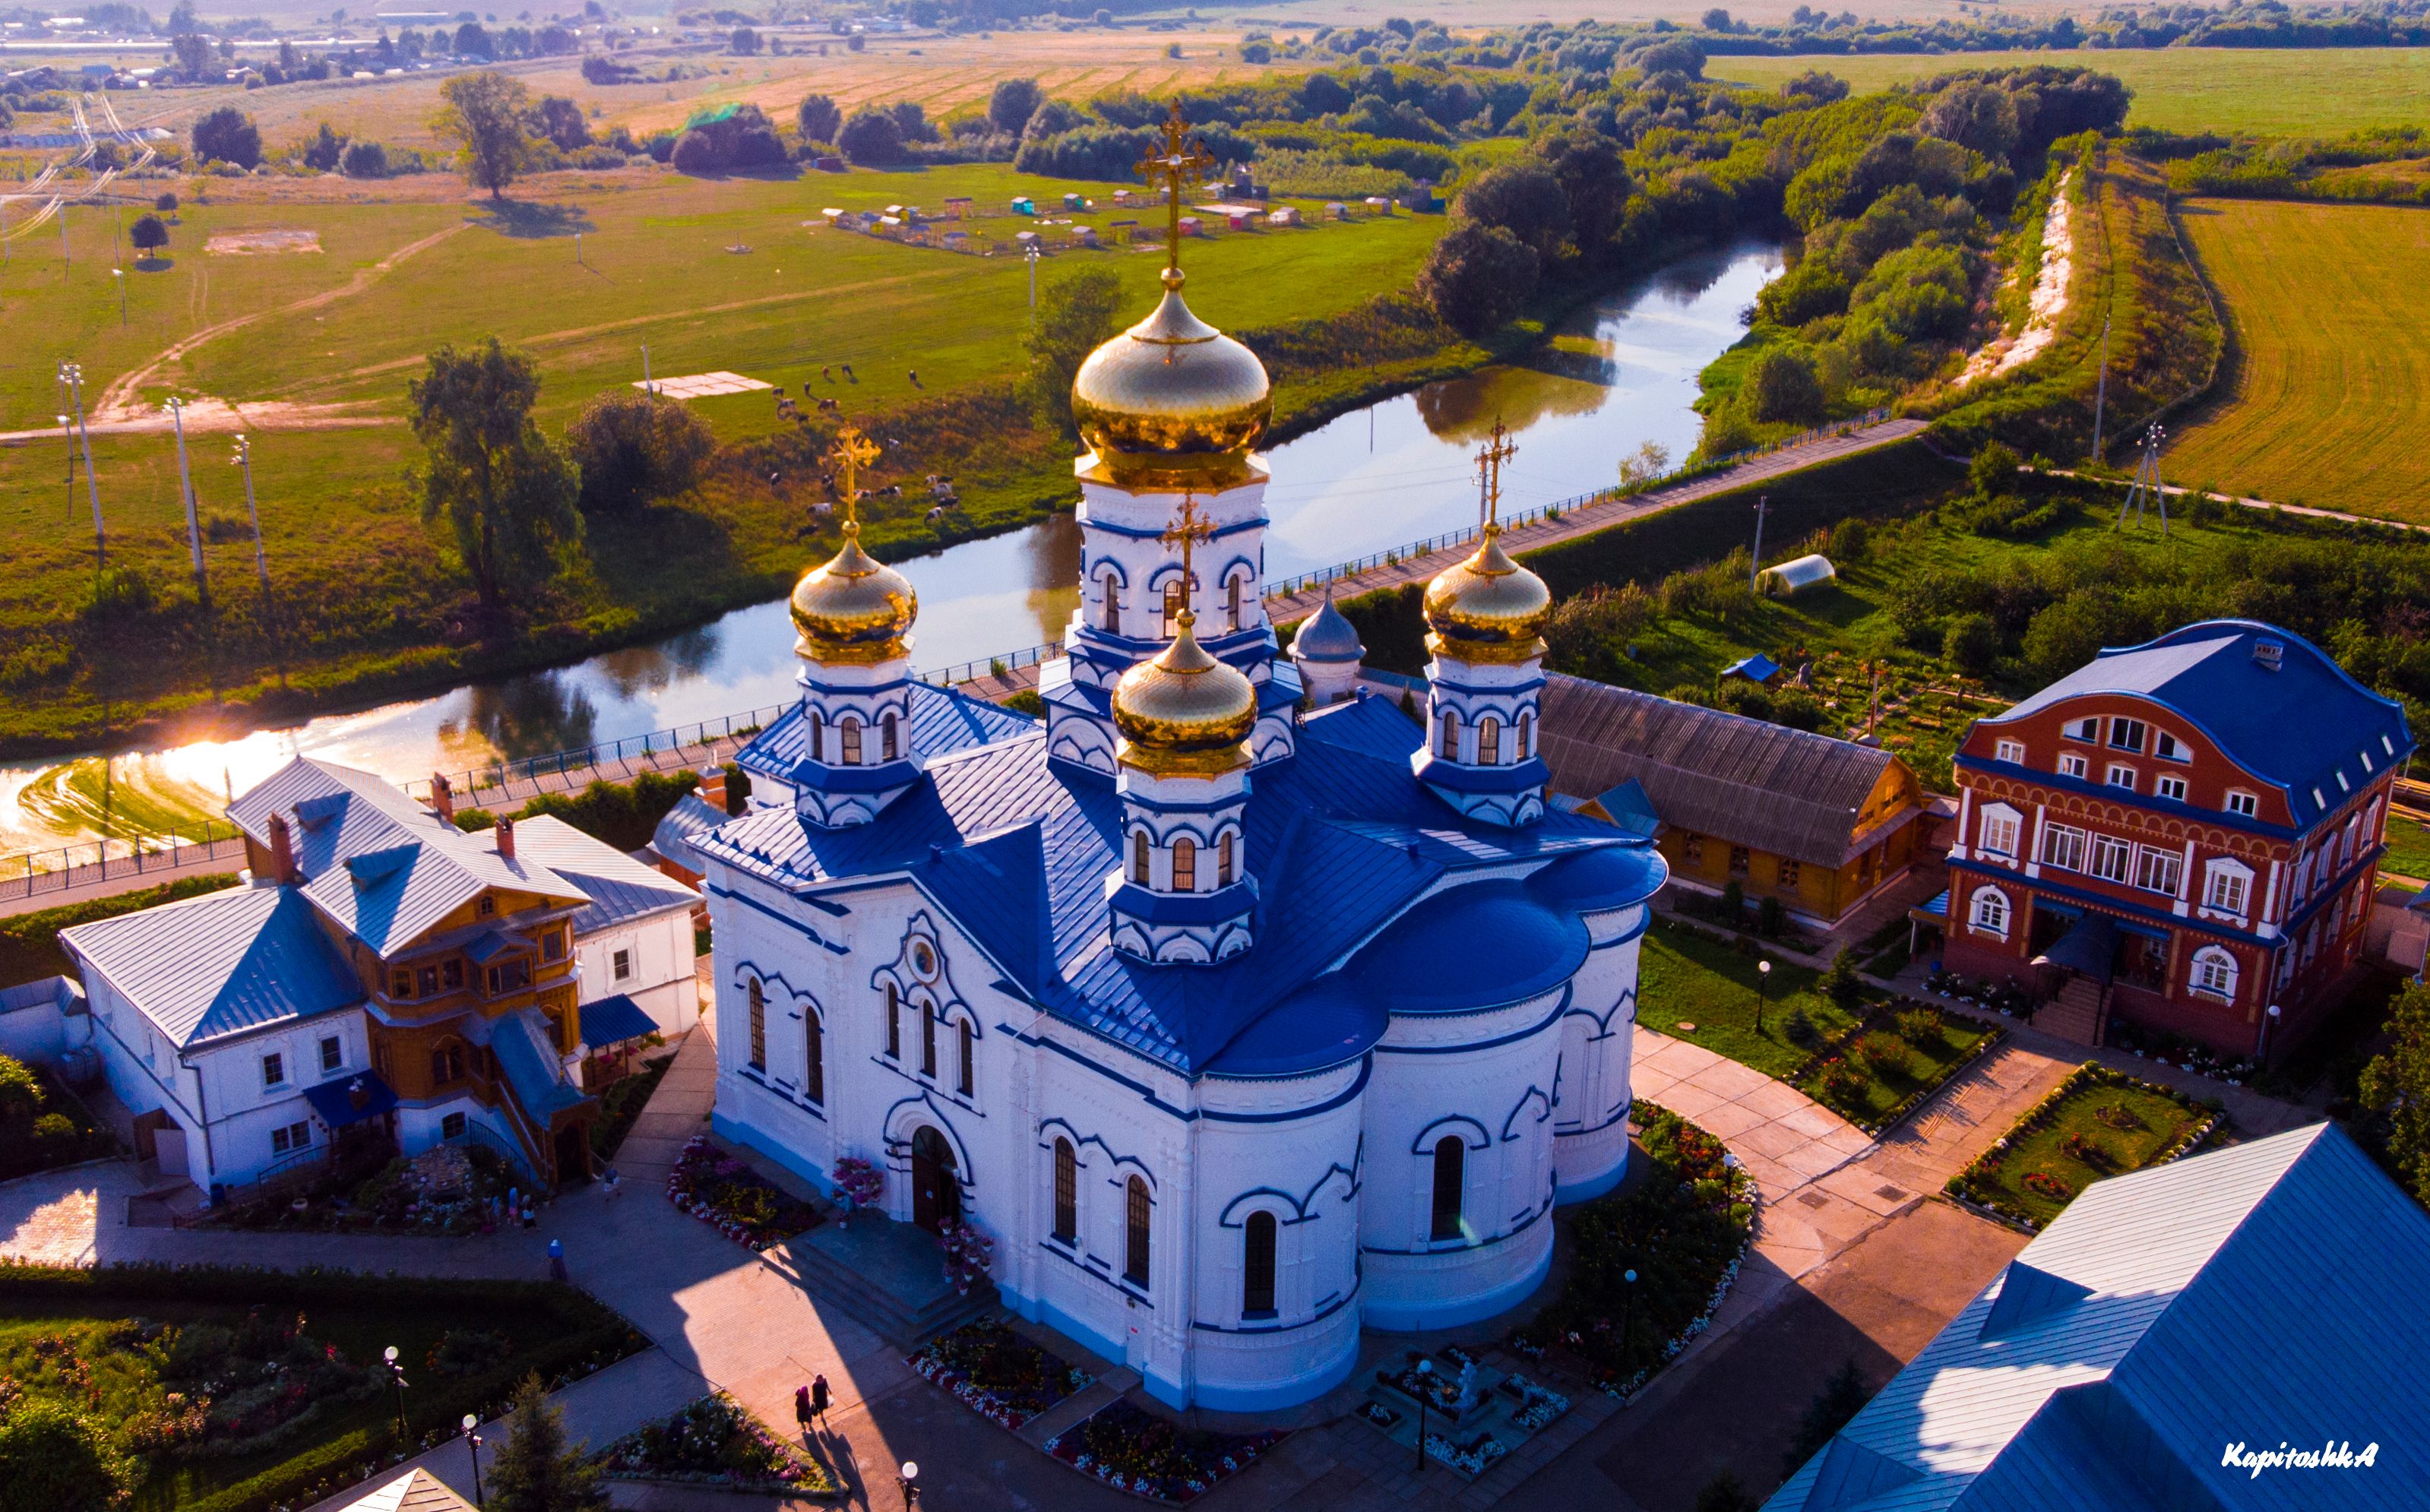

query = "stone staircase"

[776,1212,998,1343]
[2037,974,2108,1046]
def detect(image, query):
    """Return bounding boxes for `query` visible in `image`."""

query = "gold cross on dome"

[1475,418,1518,534]
[1134,103,1215,287]
[826,426,881,530]
[1160,493,1213,630]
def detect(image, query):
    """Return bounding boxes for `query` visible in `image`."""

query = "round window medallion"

[913,941,935,977]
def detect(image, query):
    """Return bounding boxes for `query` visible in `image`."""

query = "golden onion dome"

[1112,612,1256,777]
[1070,272,1272,491]
[789,523,918,663]
[1423,526,1552,665]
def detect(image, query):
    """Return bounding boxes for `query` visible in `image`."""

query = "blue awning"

[579,993,659,1051]
[2033,912,2117,985]
[303,1070,399,1129]
[1723,653,1781,685]
[1914,888,1950,919]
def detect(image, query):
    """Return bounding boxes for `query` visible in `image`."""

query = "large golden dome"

[1071,271,1271,491]
[790,524,917,663]
[1113,612,1256,777]
[1423,526,1551,664]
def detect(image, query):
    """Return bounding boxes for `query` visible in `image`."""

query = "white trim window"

[2154,730,2187,761]
[1970,886,2011,940]
[2041,824,2088,872]
[1979,804,2023,858]
[2058,753,2090,780]
[2224,789,2259,819]
[2106,764,2137,792]
[2189,946,2239,1003]
[2134,845,2183,897]
[2155,775,2188,803]
[2065,716,2101,742]
[2204,859,2253,916]
[261,1052,286,1090]
[1994,739,2027,766]
[2108,717,2147,753]
[2090,833,2133,884]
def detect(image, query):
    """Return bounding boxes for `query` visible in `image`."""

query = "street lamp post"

[58,413,74,518]
[163,396,207,606]
[1755,959,1773,1035]
[2260,1003,2283,1069]
[382,1345,408,1435]
[1622,1267,1639,1357]
[112,266,126,325]
[897,1460,919,1510]
[1413,1355,1433,1470]
[58,362,104,569]
[461,1414,484,1507]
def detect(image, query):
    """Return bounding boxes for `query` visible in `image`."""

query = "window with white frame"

[2155,775,2188,802]
[1979,805,2022,857]
[2190,946,2239,1001]
[2106,764,2137,791]
[2109,717,2147,753]
[2065,716,2101,742]
[261,1052,286,1090]
[2204,861,2252,915]
[612,948,632,982]
[2041,824,2088,871]
[2058,753,2090,780]
[2154,731,2186,761]
[2134,846,2183,897]
[320,1036,343,1074]
[2090,833,2133,883]
[1994,739,2027,766]
[1970,886,2011,938]
[270,1121,312,1156]
[2225,789,2259,819]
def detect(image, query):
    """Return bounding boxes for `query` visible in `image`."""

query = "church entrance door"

[911,1125,960,1233]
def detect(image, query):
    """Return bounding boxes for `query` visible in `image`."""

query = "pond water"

[0,242,1780,856]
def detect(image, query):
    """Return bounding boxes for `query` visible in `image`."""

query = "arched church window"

[1133,829,1152,886]
[808,710,824,762]
[884,982,900,1059]
[1439,710,1460,760]
[1226,573,1243,631]
[1479,716,1501,767]
[1125,1176,1151,1284]
[1103,572,1122,634]
[748,978,766,1071]
[804,1007,824,1104]
[1219,832,1235,888]
[1053,1138,1077,1242]
[840,717,862,766]
[1517,713,1532,758]
[882,713,898,762]
[958,1018,973,1096]
[1173,837,1196,892]
[922,1000,938,1077]
[1430,1134,1464,1240]
[1243,1210,1277,1315]
[1163,578,1185,637]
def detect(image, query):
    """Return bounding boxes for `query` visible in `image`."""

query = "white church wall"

[1553,903,1649,1204]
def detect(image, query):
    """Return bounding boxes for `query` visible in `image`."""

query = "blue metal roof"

[62,884,364,1050]
[491,1011,588,1118]
[1587,777,1663,840]
[1723,653,1781,684]
[736,682,1038,785]
[700,691,1660,1078]
[578,993,660,1049]
[509,815,699,933]
[1988,621,2413,830]
[1765,1122,2430,1512]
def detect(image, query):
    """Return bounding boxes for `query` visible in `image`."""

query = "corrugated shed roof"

[650,793,729,867]
[1536,675,1906,868]
[1765,1122,2430,1512]
[62,884,362,1049]
[1990,621,2413,827]
[229,758,590,957]
[697,691,1660,1077]
[508,815,698,934]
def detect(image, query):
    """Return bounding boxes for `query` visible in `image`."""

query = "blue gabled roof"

[1764,1122,2430,1512]
[1989,621,2413,828]
[62,884,363,1050]
[736,682,1037,783]
[701,691,1659,1078]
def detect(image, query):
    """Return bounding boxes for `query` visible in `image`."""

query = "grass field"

[2165,198,2430,520]
[1713,48,2430,137]
[1953,1065,2208,1228]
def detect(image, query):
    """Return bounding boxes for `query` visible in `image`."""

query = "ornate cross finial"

[1160,492,1213,631]
[825,426,881,533]
[1135,103,1215,291]
[1475,418,1518,535]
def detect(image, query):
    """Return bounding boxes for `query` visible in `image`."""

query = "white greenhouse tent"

[1757,553,1837,598]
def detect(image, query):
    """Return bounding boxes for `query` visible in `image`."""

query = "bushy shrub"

[837,106,906,165]
[1417,222,1537,337]
[340,138,387,177]
[566,390,717,511]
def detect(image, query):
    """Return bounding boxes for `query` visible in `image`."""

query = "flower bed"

[1508,1102,1754,1401]
[907,1317,1093,1431]
[1945,1061,2222,1229]
[1792,997,2002,1135]
[1046,1398,1286,1504]
[665,1135,822,1251]
[598,1392,840,1496]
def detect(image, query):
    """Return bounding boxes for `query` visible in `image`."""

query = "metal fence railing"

[4,826,250,900]
[398,704,793,805]
[914,639,1063,689]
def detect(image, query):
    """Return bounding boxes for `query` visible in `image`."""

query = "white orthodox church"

[687,221,1664,1411]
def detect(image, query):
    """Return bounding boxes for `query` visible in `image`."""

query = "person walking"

[600,1163,623,1203]
[547,1237,567,1282]
[811,1374,830,1428]
[795,1384,813,1441]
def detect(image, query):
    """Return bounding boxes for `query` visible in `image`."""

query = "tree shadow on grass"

[466,200,596,239]
[581,498,748,607]
[134,256,174,273]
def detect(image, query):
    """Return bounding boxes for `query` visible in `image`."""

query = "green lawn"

[1796,1004,1998,1131]
[1950,1064,2212,1229]
[2384,815,2430,882]
[1637,923,1862,1080]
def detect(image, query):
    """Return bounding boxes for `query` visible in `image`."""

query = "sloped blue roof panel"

[738,684,1038,784]
[1976,1259,2093,1342]
[1723,653,1781,684]
[578,993,660,1049]
[509,815,699,932]
[492,1011,587,1118]
[1345,880,1588,1014]
[1590,777,1663,839]
[62,884,363,1050]
[302,1070,400,1129]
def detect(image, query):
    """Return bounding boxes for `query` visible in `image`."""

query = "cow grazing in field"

[840,363,856,381]
[925,506,945,524]
[815,396,841,413]
[812,500,834,518]
[878,484,902,498]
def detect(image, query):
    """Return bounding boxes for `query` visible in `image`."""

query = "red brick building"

[1939,621,2411,1061]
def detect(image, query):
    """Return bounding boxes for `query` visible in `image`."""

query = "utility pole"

[60,199,69,270]
[2116,422,2169,535]
[59,361,103,569]
[1024,242,1041,324]
[1750,495,1769,591]
[642,343,654,396]
[2090,315,2112,463]
[165,396,207,606]
[235,432,284,687]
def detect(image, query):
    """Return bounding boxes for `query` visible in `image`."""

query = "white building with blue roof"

[687,222,1665,1409]
[1767,1121,2430,1511]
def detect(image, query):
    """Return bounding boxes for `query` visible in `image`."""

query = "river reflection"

[1,244,1777,852]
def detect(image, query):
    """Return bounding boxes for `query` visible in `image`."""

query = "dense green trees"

[435,71,536,198]
[484,1373,608,1512]
[796,92,841,144]
[837,106,907,166]
[128,213,169,254]
[191,106,261,168]
[1025,265,1127,433]
[989,77,1044,134]
[2360,982,2430,1205]
[565,391,717,513]
[408,338,584,620]
[1416,223,1539,338]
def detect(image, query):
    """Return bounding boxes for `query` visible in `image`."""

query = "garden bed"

[1045,1398,1286,1504]
[1793,998,2003,1135]
[665,1134,823,1251]
[1639,922,1866,1080]
[591,1051,676,1160]
[201,1142,517,1235]
[0,1053,121,1181]
[597,1391,840,1497]
[1944,1061,2223,1230]
[1508,1102,1754,1401]
[906,1317,1094,1431]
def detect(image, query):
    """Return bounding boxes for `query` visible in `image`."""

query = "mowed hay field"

[2164,199,2430,520]
[1714,48,2430,136]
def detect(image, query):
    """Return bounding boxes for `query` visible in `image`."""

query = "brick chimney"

[697,766,726,811]
[430,772,456,824]
[495,815,516,863]
[266,811,299,887]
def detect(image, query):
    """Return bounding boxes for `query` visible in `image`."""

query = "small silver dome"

[1292,596,1365,664]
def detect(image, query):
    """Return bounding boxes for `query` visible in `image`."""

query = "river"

[0,241,1781,857]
